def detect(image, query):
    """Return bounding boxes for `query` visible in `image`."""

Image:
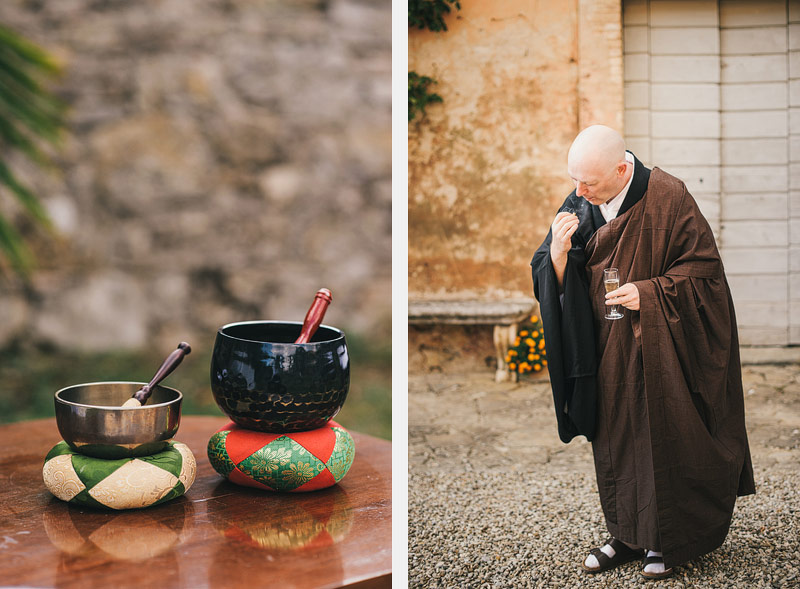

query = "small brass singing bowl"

[54,382,182,459]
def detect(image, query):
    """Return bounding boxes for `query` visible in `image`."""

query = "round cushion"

[207,420,355,492]
[43,440,196,510]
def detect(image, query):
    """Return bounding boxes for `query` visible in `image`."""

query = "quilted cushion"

[207,420,355,492]
[43,440,196,510]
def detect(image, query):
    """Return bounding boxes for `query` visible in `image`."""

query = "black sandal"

[581,537,645,574]
[641,553,674,580]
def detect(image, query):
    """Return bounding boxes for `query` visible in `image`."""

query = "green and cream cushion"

[43,440,196,510]
[207,420,355,492]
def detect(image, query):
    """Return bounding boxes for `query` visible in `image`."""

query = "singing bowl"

[54,382,182,458]
[210,321,349,433]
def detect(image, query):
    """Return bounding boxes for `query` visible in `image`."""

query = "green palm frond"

[0,23,67,275]
[0,212,32,271]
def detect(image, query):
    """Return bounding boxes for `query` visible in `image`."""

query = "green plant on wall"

[408,0,461,122]
[408,72,443,122]
[408,0,461,32]
[0,24,66,276]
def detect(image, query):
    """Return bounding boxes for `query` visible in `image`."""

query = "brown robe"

[585,168,755,568]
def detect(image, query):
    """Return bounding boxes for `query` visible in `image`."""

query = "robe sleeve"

[532,197,597,443]
[631,184,734,436]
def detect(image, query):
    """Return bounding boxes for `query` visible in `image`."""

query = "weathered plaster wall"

[409,0,623,299]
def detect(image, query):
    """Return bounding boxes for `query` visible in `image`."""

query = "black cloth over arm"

[530,153,651,443]
[531,197,599,443]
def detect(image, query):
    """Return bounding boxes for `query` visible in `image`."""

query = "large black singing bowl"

[210,321,350,433]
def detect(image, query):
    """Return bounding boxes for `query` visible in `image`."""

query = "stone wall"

[408,0,623,299]
[0,0,391,351]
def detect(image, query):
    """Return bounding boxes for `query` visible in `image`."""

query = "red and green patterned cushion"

[207,420,355,492]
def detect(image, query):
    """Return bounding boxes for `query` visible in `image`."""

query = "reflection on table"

[42,499,194,561]
[208,481,352,551]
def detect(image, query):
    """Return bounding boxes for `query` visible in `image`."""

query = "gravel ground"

[408,366,800,588]
[409,468,799,588]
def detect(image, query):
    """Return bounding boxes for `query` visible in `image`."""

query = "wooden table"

[0,417,391,588]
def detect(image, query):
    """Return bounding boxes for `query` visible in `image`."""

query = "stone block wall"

[623,0,800,346]
[624,0,723,231]
[0,0,391,351]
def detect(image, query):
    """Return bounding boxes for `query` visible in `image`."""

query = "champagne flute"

[604,268,624,320]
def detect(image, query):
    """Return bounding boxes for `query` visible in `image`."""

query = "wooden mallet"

[294,288,332,344]
[122,342,192,408]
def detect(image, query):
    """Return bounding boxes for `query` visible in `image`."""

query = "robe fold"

[531,162,755,569]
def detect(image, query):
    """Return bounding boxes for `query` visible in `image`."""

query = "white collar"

[599,151,635,222]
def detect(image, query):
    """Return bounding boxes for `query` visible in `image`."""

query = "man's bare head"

[567,125,631,205]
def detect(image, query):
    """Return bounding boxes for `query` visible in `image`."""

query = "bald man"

[531,126,754,579]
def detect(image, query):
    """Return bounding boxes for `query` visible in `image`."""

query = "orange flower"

[519,330,529,337]
[509,362,517,370]
[538,340,545,350]
[530,315,539,323]
[532,331,539,338]
[534,363,542,371]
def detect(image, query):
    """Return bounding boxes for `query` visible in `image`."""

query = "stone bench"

[408,298,538,382]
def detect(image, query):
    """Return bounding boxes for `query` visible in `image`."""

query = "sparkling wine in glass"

[604,268,624,320]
